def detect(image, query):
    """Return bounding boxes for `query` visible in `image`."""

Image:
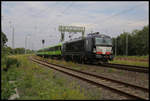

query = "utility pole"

[115,38,117,56]
[1,16,3,49]
[9,21,12,48]
[25,36,27,54]
[12,27,15,49]
[25,34,30,54]
[123,29,128,56]
[126,33,128,56]
[9,21,15,49]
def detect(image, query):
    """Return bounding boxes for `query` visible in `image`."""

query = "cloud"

[2,1,149,50]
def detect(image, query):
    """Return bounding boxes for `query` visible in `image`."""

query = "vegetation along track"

[97,63,149,73]
[29,56,149,100]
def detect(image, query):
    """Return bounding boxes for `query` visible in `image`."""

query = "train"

[36,32,114,63]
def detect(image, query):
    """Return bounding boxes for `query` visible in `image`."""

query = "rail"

[29,56,149,100]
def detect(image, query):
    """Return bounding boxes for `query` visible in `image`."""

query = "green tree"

[14,48,25,54]
[112,25,149,56]
[1,32,8,48]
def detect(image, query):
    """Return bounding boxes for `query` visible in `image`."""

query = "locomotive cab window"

[95,37,112,46]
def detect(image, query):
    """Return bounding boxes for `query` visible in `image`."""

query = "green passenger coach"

[36,43,62,58]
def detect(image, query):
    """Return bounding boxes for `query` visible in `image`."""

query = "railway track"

[29,56,149,100]
[98,63,149,73]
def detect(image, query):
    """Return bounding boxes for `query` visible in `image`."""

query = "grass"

[109,59,149,67]
[109,55,149,67]
[1,59,21,99]
[107,68,116,73]
[34,55,86,71]
[1,54,100,100]
[114,55,149,60]
[35,55,149,69]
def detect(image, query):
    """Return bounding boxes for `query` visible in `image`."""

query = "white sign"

[58,25,85,32]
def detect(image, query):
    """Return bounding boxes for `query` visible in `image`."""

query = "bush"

[3,57,20,71]
[1,70,17,100]
[1,80,16,100]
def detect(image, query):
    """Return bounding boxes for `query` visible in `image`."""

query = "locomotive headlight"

[95,47,103,53]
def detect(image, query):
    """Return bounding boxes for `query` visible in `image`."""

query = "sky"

[1,1,149,50]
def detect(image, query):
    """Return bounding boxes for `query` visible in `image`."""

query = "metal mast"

[126,34,128,56]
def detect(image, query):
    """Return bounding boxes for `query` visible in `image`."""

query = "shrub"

[4,57,20,71]
[1,71,17,100]
[1,81,16,100]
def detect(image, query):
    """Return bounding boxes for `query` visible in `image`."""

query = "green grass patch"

[1,56,21,99]
[109,59,149,67]
[37,56,87,71]
[2,54,99,100]
[115,55,149,60]
[107,68,116,73]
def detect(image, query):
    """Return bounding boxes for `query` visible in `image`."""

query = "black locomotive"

[62,32,114,63]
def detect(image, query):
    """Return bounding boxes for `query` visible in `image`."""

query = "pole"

[25,36,27,54]
[32,42,34,50]
[1,16,3,49]
[1,20,2,49]
[33,25,37,51]
[9,21,13,48]
[12,27,15,49]
[123,29,125,56]
[115,38,117,56]
[126,34,128,56]
[1,17,3,49]
[82,27,85,39]
[28,37,30,50]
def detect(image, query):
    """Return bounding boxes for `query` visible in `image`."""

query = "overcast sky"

[2,1,149,50]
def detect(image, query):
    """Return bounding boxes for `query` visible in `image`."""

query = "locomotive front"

[92,34,114,62]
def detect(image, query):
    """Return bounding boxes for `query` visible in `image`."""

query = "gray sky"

[2,1,149,50]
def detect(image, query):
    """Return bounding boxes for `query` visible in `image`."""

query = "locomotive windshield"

[95,37,112,46]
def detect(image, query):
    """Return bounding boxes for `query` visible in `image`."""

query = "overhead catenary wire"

[52,2,75,25]
[87,3,146,32]
[61,2,74,14]
[39,2,75,47]
[31,2,59,39]
[98,3,146,30]
[30,2,59,17]
[35,2,74,37]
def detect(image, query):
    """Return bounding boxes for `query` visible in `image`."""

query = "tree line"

[1,25,149,56]
[1,32,34,56]
[112,25,149,56]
